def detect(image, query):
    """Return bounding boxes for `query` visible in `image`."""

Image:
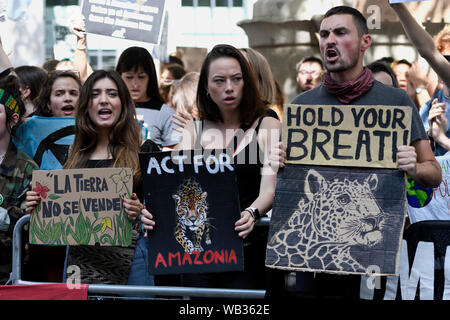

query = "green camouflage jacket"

[0,142,38,248]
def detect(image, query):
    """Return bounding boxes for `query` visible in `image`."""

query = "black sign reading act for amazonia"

[139,150,244,275]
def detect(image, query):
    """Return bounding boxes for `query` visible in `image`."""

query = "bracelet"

[245,207,260,222]
[244,209,256,222]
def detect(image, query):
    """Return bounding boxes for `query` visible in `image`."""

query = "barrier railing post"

[8,214,270,299]
[10,214,30,284]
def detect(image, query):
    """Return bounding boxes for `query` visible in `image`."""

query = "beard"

[323,48,360,74]
[324,57,359,73]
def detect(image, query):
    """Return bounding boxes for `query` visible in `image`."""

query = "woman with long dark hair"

[143,44,282,290]
[26,70,152,284]
[116,46,180,148]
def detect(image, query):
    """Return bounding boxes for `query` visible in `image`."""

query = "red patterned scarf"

[323,67,374,104]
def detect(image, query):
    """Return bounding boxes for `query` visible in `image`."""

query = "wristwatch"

[415,87,426,94]
[246,207,260,221]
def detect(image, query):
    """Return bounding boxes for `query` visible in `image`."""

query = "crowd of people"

[0,1,449,300]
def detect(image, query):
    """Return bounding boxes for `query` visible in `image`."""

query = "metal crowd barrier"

[9,214,269,300]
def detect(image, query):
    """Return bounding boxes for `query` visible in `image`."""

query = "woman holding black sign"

[142,44,283,290]
[25,70,157,285]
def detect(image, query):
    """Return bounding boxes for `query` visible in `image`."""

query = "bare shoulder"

[259,116,281,130]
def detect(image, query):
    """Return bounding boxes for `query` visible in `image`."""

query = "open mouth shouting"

[61,105,75,116]
[325,47,339,63]
[98,108,113,120]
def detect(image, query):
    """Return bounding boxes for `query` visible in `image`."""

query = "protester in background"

[116,46,180,148]
[295,56,324,93]
[25,70,153,285]
[42,59,59,73]
[159,63,186,104]
[288,5,441,299]
[407,60,432,109]
[143,44,282,290]
[239,47,280,121]
[0,75,39,284]
[170,72,200,138]
[14,66,48,118]
[159,53,185,75]
[428,26,450,95]
[389,2,450,156]
[273,78,285,122]
[171,72,199,117]
[35,71,81,118]
[367,60,398,87]
[420,57,450,156]
[391,59,411,92]
[391,58,431,108]
[427,94,450,154]
[389,1,450,89]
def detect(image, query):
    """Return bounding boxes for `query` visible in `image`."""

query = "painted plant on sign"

[29,168,133,246]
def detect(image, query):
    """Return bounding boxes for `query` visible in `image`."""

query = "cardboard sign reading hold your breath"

[283,104,412,168]
[29,168,133,246]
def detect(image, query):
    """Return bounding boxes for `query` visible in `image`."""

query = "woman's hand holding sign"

[235,210,255,239]
[141,206,155,238]
[25,189,40,213]
[122,193,144,222]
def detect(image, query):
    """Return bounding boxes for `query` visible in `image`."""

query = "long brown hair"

[197,44,266,125]
[64,70,141,184]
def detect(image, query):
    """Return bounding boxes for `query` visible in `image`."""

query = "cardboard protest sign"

[29,168,133,246]
[269,103,411,275]
[407,153,450,223]
[283,104,412,168]
[266,165,406,275]
[82,0,166,44]
[139,150,244,275]
[13,116,75,170]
